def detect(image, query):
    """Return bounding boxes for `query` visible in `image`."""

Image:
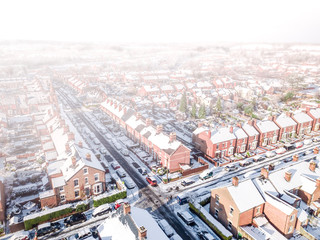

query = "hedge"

[24,207,73,230]
[75,203,89,212]
[93,191,127,207]
[189,202,232,240]
[200,197,210,206]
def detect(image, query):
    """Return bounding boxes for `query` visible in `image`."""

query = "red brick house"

[233,125,249,154]
[274,113,297,141]
[291,111,313,136]
[306,107,320,132]
[241,121,260,151]
[0,177,5,225]
[140,125,190,172]
[138,85,160,96]
[40,143,105,208]
[253,118,279,147]
[193,126,236,158]
[210,177,265,237]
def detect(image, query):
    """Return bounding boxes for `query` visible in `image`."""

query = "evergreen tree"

[191,103,197,118]
[179,92,187,113]
[198,104,206,119]
[216,98,222,112]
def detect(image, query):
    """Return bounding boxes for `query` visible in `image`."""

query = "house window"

[74,179,79,187]
[93,183,102,194]
[59,186,64,192]
[228,221,232,230]
[94,173,99,182]
[272,135,277,144]
[240,144,246,152]
[214,209,219,218]
[60,194,66,202]
[217,144,219,149]
[288,226,293,233]
[83,168,88,175]
[230,207,234,216]
[290,214,295,222]
[215,195,220,205]
[85,177,88,185]
[228,147,234,155]
[75,190,80,198]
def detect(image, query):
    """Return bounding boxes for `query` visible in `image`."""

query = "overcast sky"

[1,0,319,43]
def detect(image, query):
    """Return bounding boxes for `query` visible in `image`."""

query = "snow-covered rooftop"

[242,123,259,136]
[275,113,297,128]
[210,127,236,144]
[256,120,279,133]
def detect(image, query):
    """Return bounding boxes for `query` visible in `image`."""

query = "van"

[116,169,126,178]
[177,211,195,225]
[176,193,189,205]
[111,162,120,170]
[92,203,112,218]
[158,219,174,237]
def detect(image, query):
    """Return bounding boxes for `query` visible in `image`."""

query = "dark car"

[37,222,61,237]
[224,165,238,172]
[64,213,87,227]
[181,180,195,187]
[197,231,216,240]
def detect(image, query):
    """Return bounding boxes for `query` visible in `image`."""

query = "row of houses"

[210,157,320,239]
[193,107,320,159]
[100,98,191,172]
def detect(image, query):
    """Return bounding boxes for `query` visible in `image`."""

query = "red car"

[146,176,157,186]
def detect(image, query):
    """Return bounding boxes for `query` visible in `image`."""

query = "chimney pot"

[86,153,91,161]
[123,203,131,215]
[292,154,299,162]
[169,132,176,142]
[314,147,319,154]
[138,226,147,240]
[229,126,233,133]
[146,118,152,126]
[65,143,70,152]
[156,125,163,134]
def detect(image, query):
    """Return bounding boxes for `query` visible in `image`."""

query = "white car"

[116,169,126,178]
[304,139,312,145]
[92,203,112,218]
[121,149,129,156]
[124,179,135,189]
[266,151,276,158]
[93,138,100,145]
[158,219,174,237]
[276,147,286,154]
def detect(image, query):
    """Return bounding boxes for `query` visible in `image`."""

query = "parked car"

[114,199,127,210]
[181,179,195,187]
[276,147,286,154]
[176,193,190,205]
[197,231,216,240]
[224,165,238,172]
[69,227,94,240]
[304,139,313,145]
[37,222,61,237]
[284,143,295,151]
[199,169,214,180]
[313,136,320,142]
[158,219,174,237]
[92,203,112,218]
[124,179,135,189]
[10,231,30,240]
[111,162,120,170]
[146,176,157,186]
[116,169,126,178]
[266,151,276,158]
[177,211,195,225]
[253,155,265,162]
[121,149,129,156]
[99,148,107,154]
[294,142,304,149]
[283,157,292,163]
[64,213,87,227]
[239,159,252,167]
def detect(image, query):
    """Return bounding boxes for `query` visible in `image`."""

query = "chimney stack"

[229,126,233,133]
[68,132,75,141]
[306,106,311,113]
[156,125,163,134]
[65,143,70,152]
[78,141,83,148]
[232,176,239,187]
[292,154,299,162]
[285,171,292,182]
[136,112,141,120]
[123,203,131,215]
[138,226,147,240]
[316,178,320,188]
[314,147,319,154]
[169,132,176,142]
[261,168,269,179]
[310,161,317,172]
[64,124,70,134]
[146,118,152,126]
[86,153,91,161]
[268,115,273,121]
[237,122,242,128]
[71,156,77,166]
